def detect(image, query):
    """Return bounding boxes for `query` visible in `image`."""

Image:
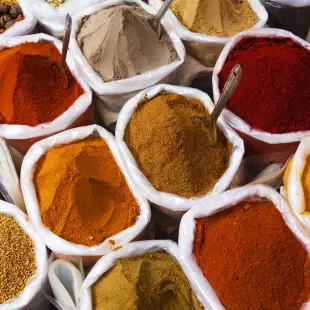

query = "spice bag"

[0,0,36,39]
[0,33,93,155]
[0,137,25,211]
[47,258,85,310]
[281,137,310,230]
[70,0,186,111]
[21,124,151,260]
[116,84,244,216]
[148,0,267,67]
[23,0,103,38]
[261,0,310,39]
[79,240,203,309]
[0,201,48,310]
[179,184,310,309]
[212,28,310,156]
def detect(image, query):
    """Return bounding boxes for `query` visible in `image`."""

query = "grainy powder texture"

[34,137,139,246]
[0,214,36,303]
[302,155,310,212]
[219,38,310,133]
[171,0,257,36]
[92,252,203,310]
[76,5,178,82]
[124,92,229,198]
[0,42,83,126]
[194,201,310,309]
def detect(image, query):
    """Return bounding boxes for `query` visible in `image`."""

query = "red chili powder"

[194,200,310,310]
[0,42,84,127]
[219,38,310,134]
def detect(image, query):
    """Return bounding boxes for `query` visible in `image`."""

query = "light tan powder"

[77,5,177,82]
[171,0,257,37]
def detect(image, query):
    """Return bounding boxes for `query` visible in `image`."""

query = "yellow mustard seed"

[0,213,36,303]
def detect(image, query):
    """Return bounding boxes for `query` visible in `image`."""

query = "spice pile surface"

[219,37,310,133]
[76,5,177,82]
[194,200,310,309]
[45,0,65,8]
[0,0,23,33]
[92,252,202,310]
[34,137,139,246]
[124,92,229,198]
[0,42,83,126]
[171,0,256,36]
[302,155,310,212]
[0,213,36,303]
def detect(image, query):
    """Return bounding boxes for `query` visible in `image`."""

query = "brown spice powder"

[124,92,229,198]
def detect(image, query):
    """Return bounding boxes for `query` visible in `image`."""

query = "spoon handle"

[210,64,242,123]
[153,0,173,26]
[60,14,72,69]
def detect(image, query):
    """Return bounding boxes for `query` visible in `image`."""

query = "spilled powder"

[77,5,178,82]
[124,92,229,198]
[92,252,203,310]
[171,0,257,36]
[34,137,139,246]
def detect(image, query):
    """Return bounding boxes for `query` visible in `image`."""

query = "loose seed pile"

[0,0,23,33]
[0,213,36,304]
[45,0,66,8]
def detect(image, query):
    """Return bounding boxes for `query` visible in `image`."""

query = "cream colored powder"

[77,5,178,82]
[171,0,257,37]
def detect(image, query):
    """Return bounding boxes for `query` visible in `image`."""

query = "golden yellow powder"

[302,155,310,212]
[171,0,257,37]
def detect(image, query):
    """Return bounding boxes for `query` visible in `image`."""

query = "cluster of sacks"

[4,124,310,309]
[0,0,310,310]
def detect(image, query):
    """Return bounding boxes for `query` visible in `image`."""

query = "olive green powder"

[92,251,203,310]
[0,213,36,303]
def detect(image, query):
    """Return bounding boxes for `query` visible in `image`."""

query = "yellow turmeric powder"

[302,155,310,212]
[34,137,139,246]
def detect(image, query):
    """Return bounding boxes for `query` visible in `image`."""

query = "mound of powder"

[124,92,229,198]
[219,38,310,133]
[92,252,203,310]
[194,201,310,309]
[0,42,83,126]
[0,213,36,303]
[171,0,257,36]
[34,137,139,246]
[76,5,178,82]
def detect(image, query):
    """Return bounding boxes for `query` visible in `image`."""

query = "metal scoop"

[149,0,173,39]
[59,13,72,88]
[202,64,242,144]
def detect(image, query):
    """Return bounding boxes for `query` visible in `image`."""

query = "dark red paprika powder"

[219,37,310,134]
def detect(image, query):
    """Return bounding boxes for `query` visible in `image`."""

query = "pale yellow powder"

[171,0,257,37]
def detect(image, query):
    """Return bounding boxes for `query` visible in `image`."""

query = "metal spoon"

[149,0,173,39]
[201,64,242,144]
[59,13,72,88]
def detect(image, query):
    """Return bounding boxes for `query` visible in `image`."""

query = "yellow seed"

[0,214,36,303]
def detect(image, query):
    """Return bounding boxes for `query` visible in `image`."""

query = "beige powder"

[171,0,257,37]
[77,5,178,82]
